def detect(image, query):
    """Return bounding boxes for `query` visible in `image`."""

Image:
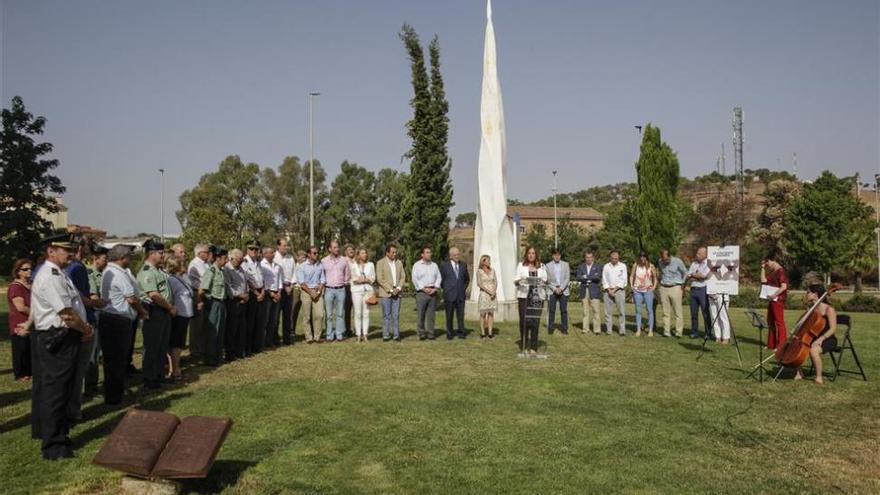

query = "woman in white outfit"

[350,248,376,342]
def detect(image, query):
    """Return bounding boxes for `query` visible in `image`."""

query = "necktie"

[453,262,458,278]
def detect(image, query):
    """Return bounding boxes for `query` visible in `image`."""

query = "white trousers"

[709,294,730,340]
[352,291,371,337]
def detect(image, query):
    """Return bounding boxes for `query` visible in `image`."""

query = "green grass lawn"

[0,296,878,494]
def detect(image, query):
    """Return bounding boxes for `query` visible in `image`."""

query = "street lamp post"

[552,170,558,250]
[308,92,320,247]
[158,168,165,242]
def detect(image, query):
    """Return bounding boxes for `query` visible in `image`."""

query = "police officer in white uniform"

[30,234,94,460]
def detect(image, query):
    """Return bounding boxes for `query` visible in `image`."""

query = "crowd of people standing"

[9,231,801,460]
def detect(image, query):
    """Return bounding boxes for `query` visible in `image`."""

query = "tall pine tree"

[634,124,682,256]
[400,25,454,265]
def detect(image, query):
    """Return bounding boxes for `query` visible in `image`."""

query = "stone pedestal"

[465,299,518,322]
[121,476,181,495]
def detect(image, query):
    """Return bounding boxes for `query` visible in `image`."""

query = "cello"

[775,283,840,367]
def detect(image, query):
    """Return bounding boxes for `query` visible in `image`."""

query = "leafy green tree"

[177,155,272,249]
[0,96,66,272]
[323,161,376,246]
[845,220,878,293]
[261,157,328,250]
[359,168,409,258]
[454,212,476,228]
[784,171,875,279]
[688,194,756,250]
[749,179,801,259]
[523,218,594,264]
[399,25,454,264]
[594,200,640,262]
[634,124,682,256]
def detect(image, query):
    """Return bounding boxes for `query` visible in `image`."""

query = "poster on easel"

[707,245,740,296]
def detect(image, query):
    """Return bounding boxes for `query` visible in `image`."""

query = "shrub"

[840,294,880,314]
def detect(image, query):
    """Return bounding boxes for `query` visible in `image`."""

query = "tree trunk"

[854,273,863,294]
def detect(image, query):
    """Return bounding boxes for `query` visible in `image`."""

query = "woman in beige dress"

[476,255,497,339]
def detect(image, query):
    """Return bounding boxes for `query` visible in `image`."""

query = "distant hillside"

[512,168,805,212]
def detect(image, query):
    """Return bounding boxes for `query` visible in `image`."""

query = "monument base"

[122,476,181,495]
[465,299,518,322]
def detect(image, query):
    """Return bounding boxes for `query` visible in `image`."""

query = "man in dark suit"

[439,247,470,340]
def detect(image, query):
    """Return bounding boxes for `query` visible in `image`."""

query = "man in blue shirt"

[64,238,106,421]
[658,249,687,338]
[296,246,326,343]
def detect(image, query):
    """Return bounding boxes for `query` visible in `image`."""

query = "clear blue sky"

[2,0,878,236]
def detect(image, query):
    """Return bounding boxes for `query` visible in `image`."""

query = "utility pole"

[792,152,798,178]
[732,107,744,204]
[552,170,558,250]
[308,92,320,247]
[721,143,726,175]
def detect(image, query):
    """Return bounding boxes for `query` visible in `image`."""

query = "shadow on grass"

[74,392,193,449]
[0,387,31,408]
[181,460,257,494]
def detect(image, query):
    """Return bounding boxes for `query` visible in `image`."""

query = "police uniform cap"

[91,244,110,256]
[143,239,165,253]
[41,232,77,251]
[246,240,261,249]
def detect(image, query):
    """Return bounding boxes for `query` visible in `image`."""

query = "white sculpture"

[470,0,518,320]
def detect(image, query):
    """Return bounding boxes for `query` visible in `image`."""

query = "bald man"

[439,247,470,339]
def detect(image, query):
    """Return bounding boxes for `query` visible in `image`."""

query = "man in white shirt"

[99,245,147,406]
[411,246,442,340]
[30,235,94,460]
[186,243,211,358]
[242,242,266,354]
[274,239,297,346]
[601,250,628,336]
[261,246,284,348]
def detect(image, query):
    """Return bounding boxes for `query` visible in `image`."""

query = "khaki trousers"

[581,297,602,334]
[659,285,684,336]
[300,290,325,342]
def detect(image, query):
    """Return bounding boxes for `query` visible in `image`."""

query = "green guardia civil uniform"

[201,263,227,366]
[85,267,104,391]
[137,262,172,386]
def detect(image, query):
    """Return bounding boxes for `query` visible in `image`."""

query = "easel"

[696,293,743,368]
[744,309,776,383]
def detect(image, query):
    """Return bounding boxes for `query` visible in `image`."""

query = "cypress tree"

[399,25,454,265]
[634,124,681,256]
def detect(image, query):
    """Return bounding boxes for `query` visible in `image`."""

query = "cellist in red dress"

[760,253,788,349]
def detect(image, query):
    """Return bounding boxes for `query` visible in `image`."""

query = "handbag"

[365,291,378,306]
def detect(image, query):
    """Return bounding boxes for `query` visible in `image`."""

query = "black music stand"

[696,293,743,368]
[744,309,776,383]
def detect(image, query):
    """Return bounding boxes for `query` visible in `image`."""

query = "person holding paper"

[760,253,788,349]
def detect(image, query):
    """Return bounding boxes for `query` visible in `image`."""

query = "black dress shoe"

[419,336,427,341]
[446,335,455,340]
[427,336,436,340]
